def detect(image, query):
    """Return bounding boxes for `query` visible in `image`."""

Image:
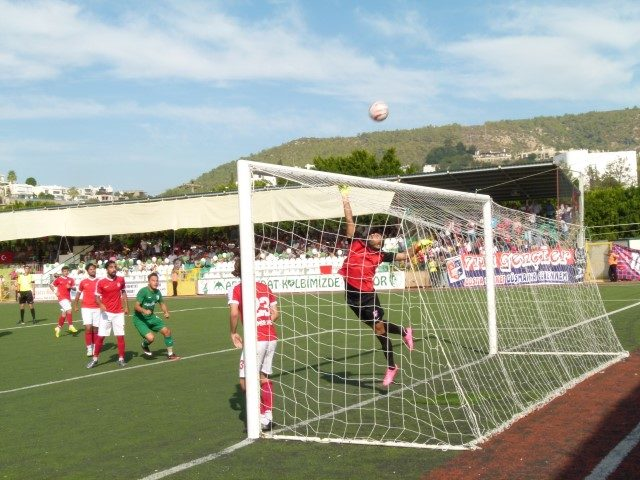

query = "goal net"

[236,160,627,449]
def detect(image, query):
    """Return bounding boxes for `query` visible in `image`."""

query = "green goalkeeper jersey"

[135,286,163,321]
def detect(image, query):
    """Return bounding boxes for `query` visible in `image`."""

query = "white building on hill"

[554,149,638,187]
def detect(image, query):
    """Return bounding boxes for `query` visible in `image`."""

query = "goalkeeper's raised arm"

[340,186,356,239]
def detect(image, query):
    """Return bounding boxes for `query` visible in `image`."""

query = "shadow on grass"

[106,350,136,364]
[229,384,247,432]
[0,331,12,338]
[320,370,388,395]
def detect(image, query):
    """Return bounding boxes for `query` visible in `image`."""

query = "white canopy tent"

[0,187,394,241]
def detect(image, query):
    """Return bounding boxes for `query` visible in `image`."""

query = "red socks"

[116,336,125,359]
[93,336,105,357]
[84,328,93,347]
[261,380,273,413]
[66,312,73,325]
[57,315,65,327]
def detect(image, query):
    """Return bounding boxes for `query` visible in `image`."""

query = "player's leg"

[112,312,126,366]
[238,351,246,391]
[158,325,179,360]
[258,340,277,430]
[28,294,36,323]
[87,312,110,368]
[133,317,154,357]
[18,295,25,324]
[55,301,66,336]
[81,308,96,356]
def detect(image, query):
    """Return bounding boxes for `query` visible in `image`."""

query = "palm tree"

[7,170,17,184]
[67,187,79,201]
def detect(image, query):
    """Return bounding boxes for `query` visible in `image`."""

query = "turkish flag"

[319,265,332,275]
[0,251,14,264]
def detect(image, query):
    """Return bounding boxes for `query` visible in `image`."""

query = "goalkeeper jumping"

[337,186,415,387]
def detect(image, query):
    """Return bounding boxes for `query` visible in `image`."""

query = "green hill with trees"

[163,107,640,196]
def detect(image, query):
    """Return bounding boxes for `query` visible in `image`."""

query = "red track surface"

[424,352,640,480]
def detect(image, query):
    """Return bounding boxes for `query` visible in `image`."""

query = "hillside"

[163,107,640,196]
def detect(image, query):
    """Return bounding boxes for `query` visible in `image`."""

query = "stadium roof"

[388,162,578,202]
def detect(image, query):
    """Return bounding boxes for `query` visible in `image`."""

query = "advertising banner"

[613,244,640,281]
[197,271,406,295]
[447,247,584,287]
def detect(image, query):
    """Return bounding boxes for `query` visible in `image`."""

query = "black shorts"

[18,291,34,304]
[344,283,384,323]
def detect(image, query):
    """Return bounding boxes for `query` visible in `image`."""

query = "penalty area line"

[139,438,255,480]
[0,347,236,395]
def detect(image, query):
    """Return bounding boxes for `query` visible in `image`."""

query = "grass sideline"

[1,284,639,479]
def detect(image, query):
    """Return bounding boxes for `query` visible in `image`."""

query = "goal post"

[236,159,627,449]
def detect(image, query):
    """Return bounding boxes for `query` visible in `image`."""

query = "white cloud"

[0,0,437,103]
[443,3,640,102]
[356,8,433,46]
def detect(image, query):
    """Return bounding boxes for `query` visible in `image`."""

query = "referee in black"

[17,265,36,324]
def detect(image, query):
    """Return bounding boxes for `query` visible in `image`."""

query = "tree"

[584,158,634,189]
[7,170,17,183]
[25,177,37,186]
[67,187,79,200]
[424,140,476,172]
[313,149,406,177]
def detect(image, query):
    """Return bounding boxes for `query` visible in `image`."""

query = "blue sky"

[1,0,639,194]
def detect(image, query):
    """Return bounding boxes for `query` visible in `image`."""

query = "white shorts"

[239,340,277,378]
[97,311,125,337]
[81,308,101,327]
[58,299,72,312]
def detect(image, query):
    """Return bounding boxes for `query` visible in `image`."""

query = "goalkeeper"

[337,186,415,387]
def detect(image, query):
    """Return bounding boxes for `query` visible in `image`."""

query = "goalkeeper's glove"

[338,184,350,198]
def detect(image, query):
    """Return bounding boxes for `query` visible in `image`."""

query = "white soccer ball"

[368,101,389,122]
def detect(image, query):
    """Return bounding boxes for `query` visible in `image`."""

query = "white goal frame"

[236,159,627,448]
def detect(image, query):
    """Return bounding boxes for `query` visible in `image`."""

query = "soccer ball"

[368,101,389,122]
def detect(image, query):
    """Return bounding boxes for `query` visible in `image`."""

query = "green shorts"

[133,315,166,337]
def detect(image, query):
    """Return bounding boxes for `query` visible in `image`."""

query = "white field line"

[0,306,226,333]
[139,439,256,480]
[0,322,340,395]
[0,347,238,395]
[584,420,640,480]
[502,300,640,354]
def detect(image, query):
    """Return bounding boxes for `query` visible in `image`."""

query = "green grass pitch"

[1,283,639,479]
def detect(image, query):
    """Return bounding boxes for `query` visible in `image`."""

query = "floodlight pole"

[237,160,261,440]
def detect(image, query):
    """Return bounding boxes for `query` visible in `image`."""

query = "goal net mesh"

[240,162,626,449]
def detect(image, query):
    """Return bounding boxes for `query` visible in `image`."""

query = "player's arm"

[96,293,106,312]
[229,303,243,349]
[159,300,170,319]
[134,301,151,316]
[121,289,129,315]
[340,186,355,239]
[73,284,82,311]
[269,303,279,322]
